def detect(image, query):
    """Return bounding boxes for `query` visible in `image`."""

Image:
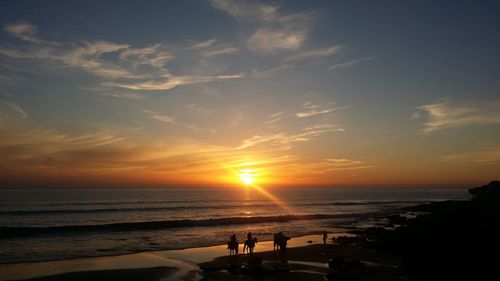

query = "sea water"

[0,188,469,264]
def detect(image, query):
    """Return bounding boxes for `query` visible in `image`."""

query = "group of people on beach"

[228,230,330,255]
[227,231,295,256]
[228,232,257,255]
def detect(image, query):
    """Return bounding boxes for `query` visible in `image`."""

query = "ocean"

[0,188,469,264]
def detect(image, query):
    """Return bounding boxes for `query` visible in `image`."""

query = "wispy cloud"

[211,0,313,53]
[4,22,47,44]
[104,92,145,100]
[0,126,128,170]
[0,22,243,92]
[329,57,374,70]
[237,134,286,149]
[296,108,335,118]
[414,98,500,132]
[252,64,292,78]
[0,40,135,79]
[285,45,345,62]
[107,73,243,91]
[247,28,306,53]
[143,110,175,123]
[202,46,239,57]
[443,147,500,165]
[119,44,173,69]
[296,101,348,118]
[237,123,344,149]
[144,110,215,133]
[323,158,376,171]
[1,100,28,119]
[189,39,217,50]
[263,110,292,125]
[210,0,308,24]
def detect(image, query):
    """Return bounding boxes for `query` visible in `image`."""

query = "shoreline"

[0,207,413,265]
[1,189,488,281]
[0,205,436,280]
[0,234,347,281]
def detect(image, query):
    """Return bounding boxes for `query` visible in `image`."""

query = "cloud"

[0,126,128,169]
[4,22,46,44]
[202,46,239,57]
[295,101,348,118]
[0,22,243,92]
[0,122,221,176]
[211,0,313,53]
[443,148,500,165]
[119,44,173,69]
[107,73,243,91]
[185,103,212,114]
[414,98,500,132]
[329,57,374,70]
[323,158,376,171]
[247,28,305,53]
[143,110,215,133]
[0,40,135,79]
[237,123,343,149]
[285,45,345,62]
[237,134,286,149]
[252,64,292,78]
[211,0,313,26]
[105,92,145,100]
[296,108,334,118]
[189,39,217,50]
[143,110,176,123]
[1,100,28,119]
[210,0,282,23]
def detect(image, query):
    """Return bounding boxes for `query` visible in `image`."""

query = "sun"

[241,175,254,185]
[238,169,256,185]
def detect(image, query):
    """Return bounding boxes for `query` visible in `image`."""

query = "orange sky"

[1,1,499,188]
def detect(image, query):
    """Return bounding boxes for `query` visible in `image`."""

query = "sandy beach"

[0,233,401,281]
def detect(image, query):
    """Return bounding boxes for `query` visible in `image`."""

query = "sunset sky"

[1,0,499,188]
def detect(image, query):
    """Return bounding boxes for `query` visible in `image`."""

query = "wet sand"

[0,234,401,281]
[13,267,177,281]
[199,244,401,281]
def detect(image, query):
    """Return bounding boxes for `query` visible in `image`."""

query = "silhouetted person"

[273,232,283,250]
[323,230,328,243]
[243,236,257,254]
[228,234,238,255]
[247,232,252,240]
[279,233,290,253]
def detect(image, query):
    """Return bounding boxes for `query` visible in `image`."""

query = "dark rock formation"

[362,181,500,280]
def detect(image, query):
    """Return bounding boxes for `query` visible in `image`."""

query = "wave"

[0,200,429,216]
[7,198,437,208]
[0,213,370,238]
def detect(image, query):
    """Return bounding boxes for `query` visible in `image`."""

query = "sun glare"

[238,169,256,185]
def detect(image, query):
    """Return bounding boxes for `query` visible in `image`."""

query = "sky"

[0,0,499,188]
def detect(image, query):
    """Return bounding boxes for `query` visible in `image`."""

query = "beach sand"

[0,234,402,281]
[199,243,401,281]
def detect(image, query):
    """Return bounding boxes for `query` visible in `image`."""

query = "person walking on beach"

[323,230,328,243]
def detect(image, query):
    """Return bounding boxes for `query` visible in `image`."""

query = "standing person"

[228,234,238,255]
[322,230,328,243]
[247,232,252,240]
